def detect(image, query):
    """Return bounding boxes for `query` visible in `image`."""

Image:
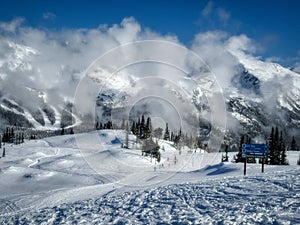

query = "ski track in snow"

[0,169,299,225]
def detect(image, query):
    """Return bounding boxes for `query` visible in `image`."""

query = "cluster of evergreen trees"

[163,123,201,151]
[130,115,152,140]
[129,115,160,161]
[268,127,288,165]
[95,121,114,130]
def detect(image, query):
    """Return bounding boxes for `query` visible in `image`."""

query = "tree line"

[1,127,24,145]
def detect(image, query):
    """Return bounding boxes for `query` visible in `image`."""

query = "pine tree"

[0,134,1,148]
[170,132,174,142]
[145,117,152,139]
[280,131,288,165]
[136,118,141,138]
[125,121,129,148]
[273,127,281,165]
[131,121,136,135]
[61,128,65,135]
[235,134,244,163]
[269,127,275,164]
[140,115,145,139]
[70,128,74,135]
[10,128,14,143]
[2,147,5,157]
[291,136,297,150]
[163,123,170,141]
[297,154,300,165]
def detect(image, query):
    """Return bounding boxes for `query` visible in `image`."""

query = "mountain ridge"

[0,41,299,146]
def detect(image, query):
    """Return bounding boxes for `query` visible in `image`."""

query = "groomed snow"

[0,130,299,224]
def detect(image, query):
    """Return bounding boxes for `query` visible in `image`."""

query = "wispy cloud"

[198,1,231,26]
[216,8,230,24]
[201,0,214,17]
[0,18,24,33]
[43,12,56,20]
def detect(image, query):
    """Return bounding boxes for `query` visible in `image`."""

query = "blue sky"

[1,0,300,67]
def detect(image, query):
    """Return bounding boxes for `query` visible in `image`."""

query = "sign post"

[244,158,247,175]
[242,144,268,175]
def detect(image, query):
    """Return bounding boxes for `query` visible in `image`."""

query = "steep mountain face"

[224,59,300,144]
[1,40,299,146]
[0,41,79,131]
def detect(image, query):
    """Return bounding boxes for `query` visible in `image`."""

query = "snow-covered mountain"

[91,53,300,145]
[1,40,300,145]
[0,41,80,131]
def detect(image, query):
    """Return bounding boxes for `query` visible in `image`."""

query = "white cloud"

[0,17,180,112]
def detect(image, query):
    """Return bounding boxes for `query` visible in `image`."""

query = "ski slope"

[0,130,299,224]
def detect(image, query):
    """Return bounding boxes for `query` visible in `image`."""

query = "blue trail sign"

[242,143,268,175]
[242,144,268,158]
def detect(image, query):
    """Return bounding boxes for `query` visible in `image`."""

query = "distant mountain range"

[1,40,299,146]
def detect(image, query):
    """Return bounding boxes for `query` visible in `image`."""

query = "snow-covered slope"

[0,130,299,224]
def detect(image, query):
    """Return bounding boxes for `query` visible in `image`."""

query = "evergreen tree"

[131,121,136,135]
[124,121,129,148]
[145,117,152,139]
[136,118,141,138]
[61,128,65,135]
[70,128,74,135]
[140,115,145,139]
[163,123,170,141]
[2,147,5,157]
[170,132,174,142]
[297,154,300,165]
[291,136,297,150]
[269,127,275,164]
[235,134,244,163]
[273,127,281,165]
[10,128,14,143]
[3,127,9,142]
[106,121,113,129]
[280,131,288,165]
[0,134,1,148]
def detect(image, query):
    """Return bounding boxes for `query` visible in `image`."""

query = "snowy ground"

[0,130,299,224]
